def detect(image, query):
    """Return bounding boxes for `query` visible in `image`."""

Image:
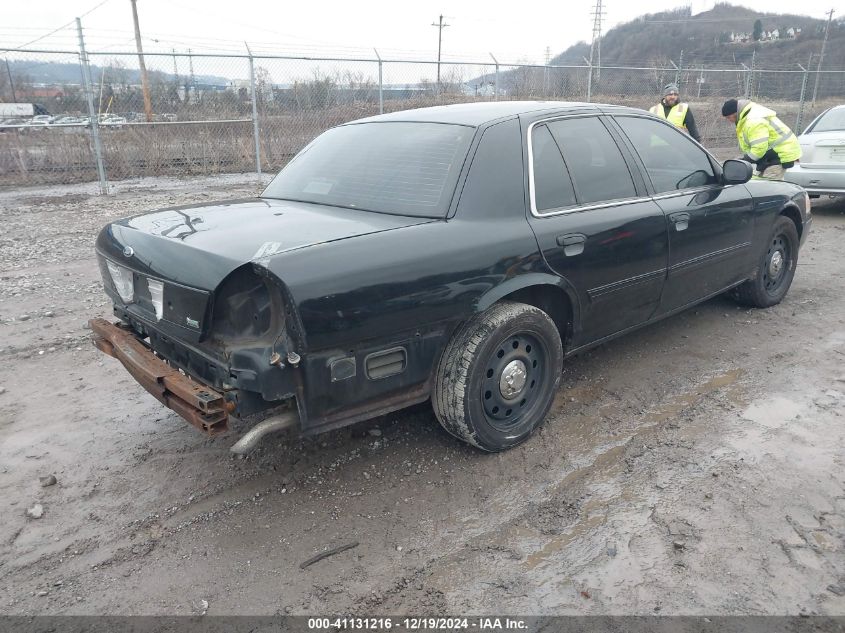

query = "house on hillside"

[730,26,800,43]
[730,31,752,43]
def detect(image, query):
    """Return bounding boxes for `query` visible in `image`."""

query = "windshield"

[807,108,845,133]
[261,121,474,218]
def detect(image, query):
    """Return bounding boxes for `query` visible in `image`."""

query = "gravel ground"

[0,175,843,616]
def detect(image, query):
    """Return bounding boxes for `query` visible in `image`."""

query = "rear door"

[610,114,755,314]
[524,114,669,346]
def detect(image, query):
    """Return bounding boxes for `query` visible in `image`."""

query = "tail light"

[106,260,134,304]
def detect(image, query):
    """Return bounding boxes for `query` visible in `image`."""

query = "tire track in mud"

[345,369,751,614]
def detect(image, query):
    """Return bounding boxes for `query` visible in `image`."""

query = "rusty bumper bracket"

[89,318,232,435]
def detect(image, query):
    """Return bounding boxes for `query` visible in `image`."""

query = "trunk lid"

[98,198,436,290]
[797,132,845,167]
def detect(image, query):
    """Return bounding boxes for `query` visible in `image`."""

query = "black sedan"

[91,101,812,452]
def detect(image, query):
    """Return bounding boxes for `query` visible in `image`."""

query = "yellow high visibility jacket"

[650,102,689,131]
[736,101,802,163]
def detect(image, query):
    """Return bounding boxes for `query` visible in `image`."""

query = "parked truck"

[0,103,51,117]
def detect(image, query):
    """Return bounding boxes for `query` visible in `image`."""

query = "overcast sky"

[0,0,837,64]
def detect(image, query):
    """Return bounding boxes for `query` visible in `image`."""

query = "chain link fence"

[1,47,843,191]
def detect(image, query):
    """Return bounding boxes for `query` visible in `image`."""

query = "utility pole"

[811,8,835,104]
[4,58,16,101]
[589,0,605,84]
[76,17,108,195]
[129,0,153,122]
[431,14,449,96]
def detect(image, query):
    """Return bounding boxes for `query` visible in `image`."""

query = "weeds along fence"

[1,48,843,191]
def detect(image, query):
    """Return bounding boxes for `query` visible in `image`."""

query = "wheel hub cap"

[769,250,784,277]
[499,360,527,399]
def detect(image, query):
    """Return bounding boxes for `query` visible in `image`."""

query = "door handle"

[669,212,690,231]
[556,233,586,256]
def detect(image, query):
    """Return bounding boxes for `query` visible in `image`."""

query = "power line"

[10,23,75,50]
[7,0,112,51]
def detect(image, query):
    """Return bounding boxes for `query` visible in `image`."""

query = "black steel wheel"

[433,301,563,452]
[762,233,791,296]
[731,216,799,308]
[481,332,548,432]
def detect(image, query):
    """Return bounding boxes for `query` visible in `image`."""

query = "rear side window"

[614,116,717,193]
[457,118,525,218]
[547,117,637,204]
[807,108,845,133]
[531,124,577,212]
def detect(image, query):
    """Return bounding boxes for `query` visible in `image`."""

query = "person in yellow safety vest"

[721,98,802,181]
[649,83,702,142]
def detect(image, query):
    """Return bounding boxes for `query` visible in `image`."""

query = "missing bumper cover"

[89,318,232,434]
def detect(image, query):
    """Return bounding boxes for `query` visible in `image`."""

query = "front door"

[611,114,755,314]
[524,115,669,346]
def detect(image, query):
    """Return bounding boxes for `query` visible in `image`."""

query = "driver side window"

[615,116,717,193]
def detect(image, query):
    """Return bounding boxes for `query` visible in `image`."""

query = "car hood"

[97,198,436,290]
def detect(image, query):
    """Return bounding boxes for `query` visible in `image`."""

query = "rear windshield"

[808,108,845,133]
[261,121,474,217]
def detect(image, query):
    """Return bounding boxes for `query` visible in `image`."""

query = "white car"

[786,105,845,197]
[99,114,127,127]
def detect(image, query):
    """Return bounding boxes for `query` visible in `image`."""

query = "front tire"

[732,216,799,308]
[433,301,563,452]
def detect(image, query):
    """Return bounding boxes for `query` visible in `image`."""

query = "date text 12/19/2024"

[307,618,529,630]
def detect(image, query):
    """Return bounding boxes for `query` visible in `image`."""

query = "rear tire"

[732,216,799,308]
[432,301,563,452]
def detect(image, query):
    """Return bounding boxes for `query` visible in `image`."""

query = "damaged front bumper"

[89,318,234,434]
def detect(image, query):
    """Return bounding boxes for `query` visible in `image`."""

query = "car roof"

[347,100,613,127]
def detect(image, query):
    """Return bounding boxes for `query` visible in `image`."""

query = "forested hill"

[550,2,844,69]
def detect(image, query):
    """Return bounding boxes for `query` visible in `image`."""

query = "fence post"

[490,53,499,101]
[76,18,108,195]
[675,50,683,88]
[796,63,809,134]
[741,63,751,98]
[583,57,592,102]
[245,43,261,177]
[543,63,548,98]
[374,48,383,115]
[749,50,757,98]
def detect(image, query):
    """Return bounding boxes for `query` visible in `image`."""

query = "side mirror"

[722,159,753,185]
[676,169,712,190]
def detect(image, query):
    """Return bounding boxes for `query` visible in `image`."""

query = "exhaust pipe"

[230,411,299,455]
